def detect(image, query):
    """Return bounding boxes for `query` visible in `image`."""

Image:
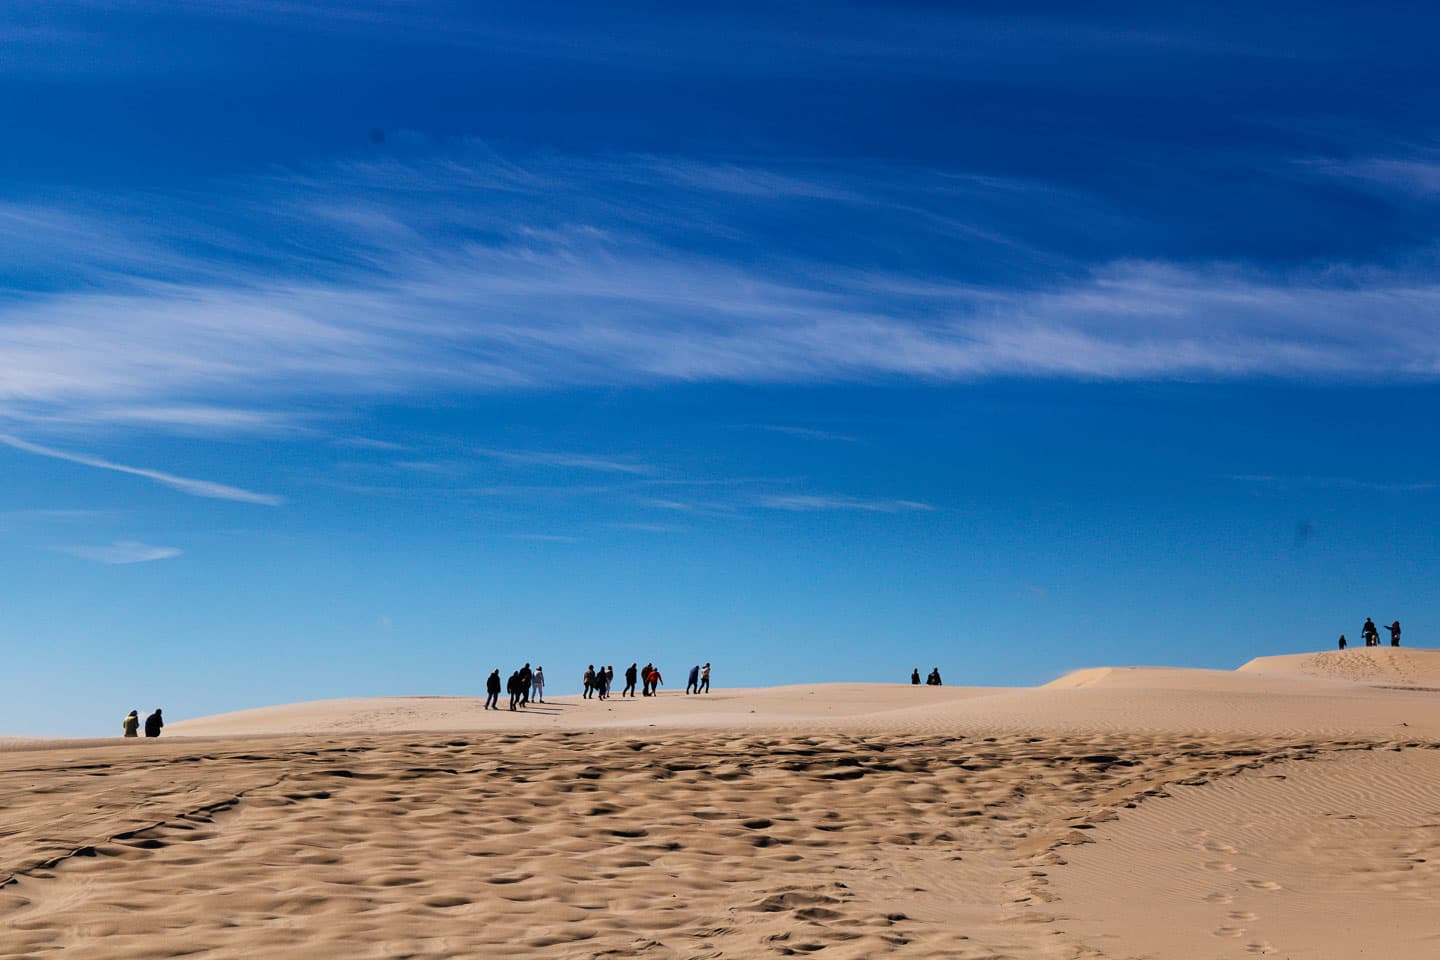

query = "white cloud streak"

[757,494,934,513]
[57,540,182,564]
[0,434,282,505]
[5,151,1440,443]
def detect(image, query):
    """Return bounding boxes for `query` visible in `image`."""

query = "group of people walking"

[910,668,943,686]
[1338,618,1402,650]
[485,663,544,710]
[483,660,711,708]
[121,708,164,737]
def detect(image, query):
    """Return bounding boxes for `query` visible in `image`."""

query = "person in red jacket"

[645,666,662,695]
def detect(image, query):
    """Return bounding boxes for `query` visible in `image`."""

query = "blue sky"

[3,2,1439,735]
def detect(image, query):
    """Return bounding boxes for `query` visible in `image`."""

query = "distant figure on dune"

[641,662,655,696]
[624,662,638,697]
[122,710,139,738]
[687,664,700,695]
[1389,621,1402,647]
[645,665,663,695]
[583,665,596,699]
[518,663,532,707]
[1338,634,1347,650]
[507,671,522,711]
[1363,618,1380,647]
[532,666,545,703]
[485,669,501,710]
[699,662,710,693]
[911,668,920,685]
[144,709,164,738]
[605,665,615,698]
[926,668,942,686]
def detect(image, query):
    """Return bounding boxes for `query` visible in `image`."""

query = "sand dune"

[5,647,1440,958]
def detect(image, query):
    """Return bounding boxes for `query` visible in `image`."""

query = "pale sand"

[3,647,1438,958]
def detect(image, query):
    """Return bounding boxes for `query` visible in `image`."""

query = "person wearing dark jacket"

[926,668,942,686]
[144,709,164,738]
[507,671,521,711]
[1338,634,1347,651]
[485,669,502,710]
[686,664,700,694]
[911,668,920,685]
[624,663,639,697]
[1389,621,1402,646]
[583,665,596,699]
[1363,618,1379,646]
[518,663,532,706]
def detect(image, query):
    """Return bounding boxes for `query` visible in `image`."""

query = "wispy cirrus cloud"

[756,494,934,513]
[0,434,282,505]
[6,149,1440,446]
[56,540,182,564]
[470,447,652,475]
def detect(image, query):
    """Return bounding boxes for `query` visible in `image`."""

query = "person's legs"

[700,677,709,693]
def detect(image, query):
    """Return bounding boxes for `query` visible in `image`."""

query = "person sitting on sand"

[624,662,638,697]
[1363,618,1379,647]
[122,710,139,737]
[926,668,942,686]
[531,666,545,703]
[1389,621,1402,647]
[687,664,700,695]
[485,669,502,710]
[911,668,920,685]
[144,708,164,738]
[1338,634,1347,650]
[699,662,710,693]
[583,665,596,699]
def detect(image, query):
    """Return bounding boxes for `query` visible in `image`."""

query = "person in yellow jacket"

[122,710,139,737]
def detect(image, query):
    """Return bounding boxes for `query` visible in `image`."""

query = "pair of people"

[909,668,942,686]
[122,709,163,738]
[685,663,711,694]
[642,664,662,696]
[583,665,613,699]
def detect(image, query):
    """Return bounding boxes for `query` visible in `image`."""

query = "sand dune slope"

[1240,645,1440,688]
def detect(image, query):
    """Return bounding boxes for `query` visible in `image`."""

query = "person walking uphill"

[699,662,710,693]
[686,664,700,695]
[624,663,638,698]
[531,666,545,703]
[485,669,502,710]
[122,710,139,737]
[144,709,164,738]
[911,668,920,685]
[1389,621,1402,647]
[645,665,663,695]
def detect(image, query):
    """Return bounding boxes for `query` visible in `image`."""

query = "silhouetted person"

[583,665,596,699]
[507,671,521,710]
[699,662,710,693]
[485,669,501,710]
[926,668,942,686]
[645,666,662,695]
[911,668,920,685]
[641,662,655,696]
[1338,634,1347,651]
[624,663,638,697]
[1389,621,1402,647]
[518,663,532,706]
[686,664,700,694]
[122,710,139,738]
[532,666,545,703]
[1363,618,1379,647]
[144,709,164,738]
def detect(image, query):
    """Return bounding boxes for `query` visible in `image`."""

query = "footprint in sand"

[1203,860,1238,873]
[1245,879,1282,891]
[1214,926,1245,938]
